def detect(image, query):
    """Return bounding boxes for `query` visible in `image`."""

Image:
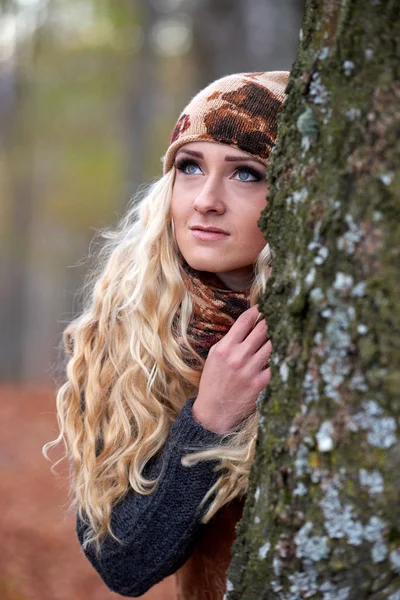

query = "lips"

[189,225,230,241]
[189,225,229,235]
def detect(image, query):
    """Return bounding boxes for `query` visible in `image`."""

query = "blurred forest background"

[0,1,304,599]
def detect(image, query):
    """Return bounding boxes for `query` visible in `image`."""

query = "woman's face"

[171,141,270,290]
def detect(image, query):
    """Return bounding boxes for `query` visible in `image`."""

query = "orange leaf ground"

[0,384,177,600]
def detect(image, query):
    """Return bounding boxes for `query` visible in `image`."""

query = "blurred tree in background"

[0,0,304,382]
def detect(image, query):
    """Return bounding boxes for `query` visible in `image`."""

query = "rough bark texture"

[227,1,400,599]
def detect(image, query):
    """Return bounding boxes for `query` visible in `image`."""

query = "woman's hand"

[192,305,272,434]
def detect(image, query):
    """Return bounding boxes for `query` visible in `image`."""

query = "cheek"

[171,194,190,252]
[171,195,185,227]
[171,184,192,221]
[239,205,266,246]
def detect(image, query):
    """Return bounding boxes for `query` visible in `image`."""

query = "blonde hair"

[43,166,272,554]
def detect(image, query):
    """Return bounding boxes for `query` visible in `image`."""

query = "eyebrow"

[176,148,266,167]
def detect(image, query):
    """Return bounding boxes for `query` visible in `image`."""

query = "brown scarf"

[176,260,250,365]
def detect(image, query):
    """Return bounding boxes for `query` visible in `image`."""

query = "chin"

[184,257,218,272]
[182,252,240,274]
[181,252,218,272]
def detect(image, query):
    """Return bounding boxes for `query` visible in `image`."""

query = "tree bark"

[227,1,400,598]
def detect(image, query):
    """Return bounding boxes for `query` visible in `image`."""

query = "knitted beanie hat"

[162,71,289,175]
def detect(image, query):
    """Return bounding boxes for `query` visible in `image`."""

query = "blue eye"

[186,163,200,174]
[174,159,201,175]
[236,169,257,182]
[236,167,262,183]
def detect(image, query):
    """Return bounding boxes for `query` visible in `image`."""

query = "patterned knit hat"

[162,71,289,175]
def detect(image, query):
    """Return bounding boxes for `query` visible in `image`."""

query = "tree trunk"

[227,1,400,598]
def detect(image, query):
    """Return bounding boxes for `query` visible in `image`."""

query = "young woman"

[44,71,289,599]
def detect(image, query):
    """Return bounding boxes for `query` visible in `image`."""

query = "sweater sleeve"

[76,397,227,597]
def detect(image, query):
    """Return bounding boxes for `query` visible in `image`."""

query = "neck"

[215,267,254,291]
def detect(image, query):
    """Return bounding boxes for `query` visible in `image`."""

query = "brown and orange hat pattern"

[162,71,289,175]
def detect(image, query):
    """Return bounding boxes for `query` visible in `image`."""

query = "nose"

[193,177,226,215]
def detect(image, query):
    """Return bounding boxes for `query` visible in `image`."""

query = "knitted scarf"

[177,261,251,365]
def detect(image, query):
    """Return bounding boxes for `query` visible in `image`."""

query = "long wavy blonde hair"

[43,165,272,554]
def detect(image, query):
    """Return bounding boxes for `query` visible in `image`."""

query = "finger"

[253,339,273,369]
[256,366,272,390]
[227,305,263,344]
[243,317,269,353]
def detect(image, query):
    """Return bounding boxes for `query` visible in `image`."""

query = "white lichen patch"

[301,135,312,153]
[351,281,366,297]
[273,555,282,576]
[372,210,383,222]
[349,372,368,392]
[390,548,400,574]
[293,481,308,496]
[293,187,309,204]
[288,566,319,597]
[359,468,384,494]
[343,60,355,76]
[333,272,354,295]
[320,478,389,562]
[310,287,325,305]
[311,468,327,484]
[320,581,350,600]
[258,541,271,559]
[364,516,388,563]
[365,48,374,60]
[303,370,320,404]
[295,444,312,477]
[337,213,363,254]
[319,46,329,60]
[312,266,364,405]
[314,246,329,265]
[256,390,265,411]
[319,306,353,402]
[271,353,280,366]
[285,187,309,211]
[297,106,318,139]
[316,420,335,452]
[308,240,329,265]
[349,400,398,448]
[320,479,364,545]
[379,171,394,185]
[314,331,323,344]
[280,362,289,383]
[346,107,361,121]
[309,72,330,111]
[288,282,301,305]
[294,522,330,561]
[305,267,316,287]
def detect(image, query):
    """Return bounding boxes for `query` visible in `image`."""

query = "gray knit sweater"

[76,397,227,597]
